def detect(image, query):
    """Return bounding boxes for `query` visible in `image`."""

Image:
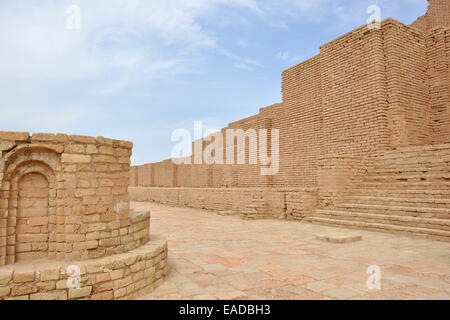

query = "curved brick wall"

[0,131,167,300]
[0,131,150,266]
[0,240,167,300]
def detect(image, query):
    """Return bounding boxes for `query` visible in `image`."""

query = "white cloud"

[219,49,262,70]
[0,0,375,137]
[0,0,349,83]
[0,0,219,81]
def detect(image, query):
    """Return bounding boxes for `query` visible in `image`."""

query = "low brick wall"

[129,187,318,219]
[0,239,167,300]
[317,155,377,208]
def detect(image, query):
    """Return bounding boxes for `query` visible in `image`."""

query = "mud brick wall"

[0,240,167,300]
[426,27,450,144]
[225,105,274,188]
[383,20,433,147]
[317,156,377,208]
[131,0,450,190]
[130,187,318,220]
[411,0,450,32]
[130,167,137,188]
[176,164,211,188]
[152,160,176,187]
[130,187,179,206]
[274,56,323,188]
[135,164,153,187]
[286,189,318,220]
[321,24,390,157]
[0,131,149,267]
[211,164,238,188]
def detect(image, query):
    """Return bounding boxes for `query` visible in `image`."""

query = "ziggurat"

[131,0,450,242]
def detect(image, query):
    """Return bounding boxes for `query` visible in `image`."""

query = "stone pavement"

[134,202,450,300]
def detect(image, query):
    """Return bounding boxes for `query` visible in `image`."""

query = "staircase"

[305,144,450,241]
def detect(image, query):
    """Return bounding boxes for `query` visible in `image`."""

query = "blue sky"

[0,0,428,165]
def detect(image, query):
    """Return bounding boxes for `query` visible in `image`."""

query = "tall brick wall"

[132,0,450,190]
[411,0,450,32]
[274,56,323,188]
[226,106,274,188]
[427,27,450,144]
[152,160,177,187]
[321,25,389,157]
[383,19,433,147]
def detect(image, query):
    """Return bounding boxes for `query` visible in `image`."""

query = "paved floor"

[134,202,450,300]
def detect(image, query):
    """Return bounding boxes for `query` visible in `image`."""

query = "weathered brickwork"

[0,131,168,299]
[307,143,450,242]
[0,240,167,300]
[426,27,450,144]
[384,20,433,147]
[0,132,146,265]
[133,2,450,190]
[130,187,317,220]
[275,55,323,188]
[411,0,450,32]
[130,1,450,241]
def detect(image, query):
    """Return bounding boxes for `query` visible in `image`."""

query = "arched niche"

[1,147,60,265]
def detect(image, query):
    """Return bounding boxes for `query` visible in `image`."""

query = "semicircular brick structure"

[0,131,167,300]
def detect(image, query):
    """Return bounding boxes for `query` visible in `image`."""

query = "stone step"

[356,182,450,190]
[367,166,450,175]
[343,189,450,199]
[363,173,450,183]
[377,156,450,164]
[304,216,450,242]
[341,196,450,208]
[335,203,450,219]
[378,154,450,162]
[382,144,450,153]
[313,209,450,230]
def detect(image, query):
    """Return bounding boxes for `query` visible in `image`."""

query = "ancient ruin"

[0,132,167,300]
[0,0,448,301]
[130,0,450,242]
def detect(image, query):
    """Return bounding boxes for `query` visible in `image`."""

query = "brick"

[13,270,36,283]
[31,133,55,142]
[70,135,97,144]
[91,290,114,300]
[0,140,15,151]
[0,270,13,285]
[61,154,91,163]
[0,131,29,141]
[96,273,111,283]
[114,287,127,299]
[39,267,61,281]
[30,291,67,300]
[36,281,56,292]
[11,284,33,296]
[0,286,10,298]
[68,286,92,299]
